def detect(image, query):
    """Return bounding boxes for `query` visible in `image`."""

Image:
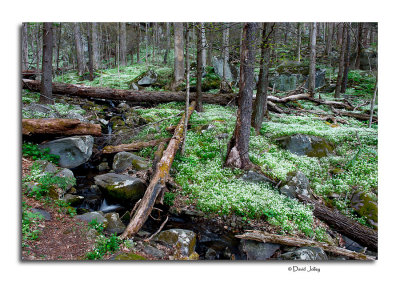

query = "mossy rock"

[275,134,334,158]
[113,252,147,260]
[154,229,196,257]
[351,191,378,229]
[202,76,221,92]
[112,151,149,173]
[109,116,125,129]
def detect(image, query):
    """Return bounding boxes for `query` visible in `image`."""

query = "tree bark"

[296,22,302,63]
[225,23,257,170]
[335,23,346,98]
[22,23,29,71]
[236,231,376,260]
[22,79,237,105]
[39,22,54,105]
[163,22,170,64]
[297,194,377,252]
[341,23,351,93]
[222,22,230,81]
[172,23,185,90]
[368,79,378,128]
[102,138,171,154]
[86,23,94,81]
[196,22,204,112]
[252,22,273,134]
[120,101,196,239]
[22,118,101,136]
[73,23,85,76]
[325,22,333,56]
[355,23,364,69]
[181,23,191,155]
[308,22,317,96]
[91,22,100,69]
[201,22,207,68]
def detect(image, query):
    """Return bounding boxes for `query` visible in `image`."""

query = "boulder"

[23,103,59,118]
[281,247,328,260]
[212,56,237,82]
[280,171,311,199]
[351,191,378,229]
[94,173,146,205]
[131,82,139,91]
[137,70,158,86]
[112,151,149,173]
[154,229,197,257]
[205,248,217,260]
[241,170,275,186]
[33,160,58,174]
[31,208,51,221]
[143,244,166,259]
[63,193,84,206]
[55,168,75,190]
[39,135,94,168]
[76,211,107,226]
[239,239,280,260]
[104,212,126,235]
[97,162,110,172]
[275,134,334,158]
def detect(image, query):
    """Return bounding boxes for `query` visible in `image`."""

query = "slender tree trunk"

[36,23,41,76]
[341,23,351,93]
[119,22,127,66]
[152,23,156,63]
[39,22,54,105]
[172,22,185,90]
[252,22,273,134]
[222,22,230,81]
[337,22,343,47]
[145,23,148,64]
[91,22,100,69]
[308,22,317,96]
[86,23,94,81]
[335,23,346,98]
[136,23,142,63]
[163,22,171,64]
[225,22,257,170]
[73,23,85,76]
[196,22,204,112]
[181,23,191,155]
[201,22,207,68]
[368,79,378,128]
[296,22,302,62]
[56,23,62,72]
[355,23,364,69]
[326,22,332,55]
[22,23,29,70]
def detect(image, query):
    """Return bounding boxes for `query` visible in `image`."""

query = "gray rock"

[143,244,166,259]
[241,170,275,185]
[137,70,158,86]
[131,82,139,90]
[281,247,328,260]
[205,248,217,260]
[212,56,236,82]
[39,136,94,168]
[63,194,84,206]
[342,236,364,252]
[23,103,59,118]
[76,211,107,226]
[94,173,146,204]
[31,208,51,221]
[33,160,58,174]
[280,171,311,199]
[350,191,378,229]
[97,162,109,171]
[154,229,196,257]
[112,151,148,173]
[104,212,126,235]
[55,168,75,190]
[240,239,280,260]
[275,134,334,158]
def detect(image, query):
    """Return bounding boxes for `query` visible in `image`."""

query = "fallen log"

[102,138,170,154]
[22,118,102,136]
[120,101,197,239]
[236,230,376,260]
[297,194,378,252]
[22,79,236,106]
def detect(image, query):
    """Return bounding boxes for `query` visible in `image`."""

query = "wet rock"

[39,135,94,168]
[154,229,196,257]
[63,194,84,206]
[281,247,328,260]
[104,212,126,235]
[97,162,109,171]
[280,171,311,199]
[205,248,217,260]
[76,211,107,226]
[112,151,148,173]
[31,208,51,221]
[351,191,378,229]
[94,173,146,205]
[240,239,280,260]
[275,134,334,158]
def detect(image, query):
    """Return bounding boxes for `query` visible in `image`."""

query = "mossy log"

[102,138,171,154]
[22,79,236,105]
[297,194,378,252]
[236,231,376,260]
[22,118,102,136]
[120,101,196,239]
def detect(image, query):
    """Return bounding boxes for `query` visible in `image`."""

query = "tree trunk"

[145,23,148,64]
[86,23,94,81]
[225,22,257,170]
[326,22,333,56]
[102,138,171,154]
[91,22,100,69]
[136,23,142,64]
[340,23,351,93]
[201,22,207,68]
[297,194,377,252]
[36,23,41,77]
[22,118,101,136]
[181,23,191,155]
[172,23,185,90]
[335,23,346,98]
[252,22,273,134]
[355,23,364,69]
[296,22,302,63]
[22,79,237,105]
[236,231,376,260]
[39,22,54,105]
[368,79,378,128]
[222,22,230,81]
[73,23,85,76]
[22,23,29,71]
[163,22,170,64]
[308,22,317,96]
[196,23,204,112]
[55,23,62,72]
[120,101,196,239]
